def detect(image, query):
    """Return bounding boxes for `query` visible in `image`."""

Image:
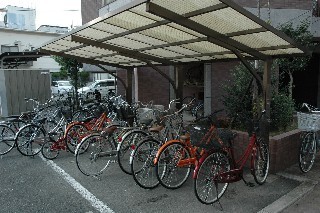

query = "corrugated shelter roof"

[39,0,309,68]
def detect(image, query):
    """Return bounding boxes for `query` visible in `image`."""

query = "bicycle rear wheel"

[0,124,16,155]
[131,137,161,189]
[194,151,230,205]
[252,137,270,185]
[15,124,46,156]
[155,142,191,189]
[118,130,149,175]
[65,123,89,154]
[299,131,317,173]
[76,133,115,177]
[41,138,59,160]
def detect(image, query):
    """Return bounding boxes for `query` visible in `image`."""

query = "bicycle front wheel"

[65,123,89,154]
[299,131,317,173]
[0,124,16,155]
[118,130,149,175]
[155,142,191,189]
[41,138,59,160]
[76,133,115,177]
[131,137,161,189]
[15,124,46,156]
[252,137,270,185]
[194,151,230,205]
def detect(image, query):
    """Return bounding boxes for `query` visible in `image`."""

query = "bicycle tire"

[41,138,59,160]
[0,124,16,155]
[118,130,149,175]
[299,131,316,173]
[15,124,46,156]
[252,137,270,184]
[65,123,89,154]
[76,133,115,177]
[194,151,230,204]
[155,142,191,189]
[131,137,161,189]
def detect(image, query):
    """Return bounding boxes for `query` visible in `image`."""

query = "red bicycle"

[193,110,270,205]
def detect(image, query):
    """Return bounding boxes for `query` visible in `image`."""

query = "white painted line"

[39,154,114,213]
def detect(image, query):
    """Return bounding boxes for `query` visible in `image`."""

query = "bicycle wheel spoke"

[156,142,191,189]
[299,132,316,173]
[194,151,230,205]
[253,137,270,184]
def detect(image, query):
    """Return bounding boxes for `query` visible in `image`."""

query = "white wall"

[0,27,61,71]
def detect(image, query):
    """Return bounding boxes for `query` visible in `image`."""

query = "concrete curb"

[257,172,318,213]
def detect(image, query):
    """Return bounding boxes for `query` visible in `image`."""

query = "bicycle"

[41,108,77,159]
[0,124,16,155]
[14,117,57,156]
[153,109,225,190]
[297,103,320,173]
[74,124,128,178]
[193,110,270,205]
[130,101,189,189]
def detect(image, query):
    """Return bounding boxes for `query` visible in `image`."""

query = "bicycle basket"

[188,124,232,149]
[297,112,320,131]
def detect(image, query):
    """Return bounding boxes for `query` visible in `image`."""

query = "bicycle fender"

[153,139,181,165]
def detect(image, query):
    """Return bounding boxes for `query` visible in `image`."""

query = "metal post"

[204,63,212,116]
[262,59,272,144]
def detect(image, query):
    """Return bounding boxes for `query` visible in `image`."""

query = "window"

[313,0,320,17]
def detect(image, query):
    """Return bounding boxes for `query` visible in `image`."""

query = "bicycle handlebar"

[302,103,320,113]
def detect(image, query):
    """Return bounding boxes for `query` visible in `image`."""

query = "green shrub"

[270,93,295,131]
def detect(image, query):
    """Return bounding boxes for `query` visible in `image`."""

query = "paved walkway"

[277,153,320,213]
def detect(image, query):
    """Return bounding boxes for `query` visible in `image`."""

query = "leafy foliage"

[221,64,295,132]
[276,20,313,72]
[270,93,295,131]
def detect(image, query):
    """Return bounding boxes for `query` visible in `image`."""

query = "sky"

[0,0,82,28]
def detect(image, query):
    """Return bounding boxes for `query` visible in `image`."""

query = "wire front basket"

[188,122,233,149]
[297,112,320,131]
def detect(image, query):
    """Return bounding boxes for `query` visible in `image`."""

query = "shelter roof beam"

[146,2,268,60]
[71,35,173,65]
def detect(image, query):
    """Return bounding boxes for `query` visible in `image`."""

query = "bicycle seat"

[101,126,117,136]
[140,119,153,126]
[180,135,190,140]
[149,125,164,133]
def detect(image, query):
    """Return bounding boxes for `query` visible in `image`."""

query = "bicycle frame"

[153,137,208,168]
[195,131,259,184]
[64,112,110,137]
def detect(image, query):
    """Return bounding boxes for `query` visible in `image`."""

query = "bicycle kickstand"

[242,176,255,187]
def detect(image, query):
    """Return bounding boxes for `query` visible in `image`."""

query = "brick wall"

[137,67,170,107]
[211,61,239,112]
[232,129,301,174]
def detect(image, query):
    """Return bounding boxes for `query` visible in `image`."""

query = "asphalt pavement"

[1,112,319,212]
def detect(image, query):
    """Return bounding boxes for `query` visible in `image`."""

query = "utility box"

[0,69,51,116]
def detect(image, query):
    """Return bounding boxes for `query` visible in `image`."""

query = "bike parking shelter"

[39,0,310,141]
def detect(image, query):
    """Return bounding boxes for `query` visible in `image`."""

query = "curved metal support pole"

[95,64,127,90]
[146,62,177,97]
